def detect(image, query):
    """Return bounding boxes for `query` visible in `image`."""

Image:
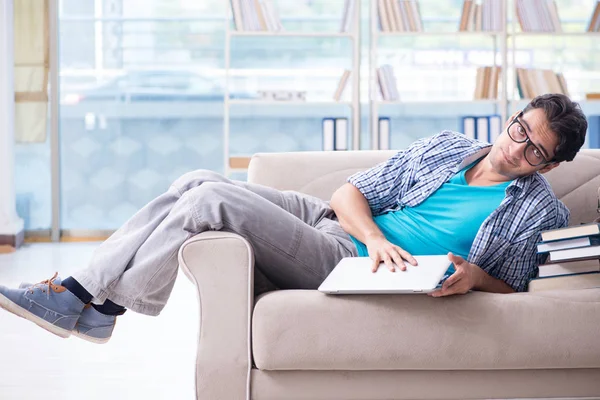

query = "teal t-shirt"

[350,161,512,275]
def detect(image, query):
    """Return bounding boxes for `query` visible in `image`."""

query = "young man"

[0,93,588,344]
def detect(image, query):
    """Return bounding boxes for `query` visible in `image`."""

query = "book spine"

[378,0,391,32]
[253,0,268,30]
[488,114,502,143]
[333,70,351,101]
[385,0,399,31]
[595,1,600,31]
[377,67,391,101]
[334,118,349,151]
[476,116,490,143]
[589,115,600,149]
[378,117,391,150]
[230,0,244,31]
[459,0,471,31]
[383,65,399,101]
[322,118,335,151]
[461,116,477,140]
[393,0,406,32]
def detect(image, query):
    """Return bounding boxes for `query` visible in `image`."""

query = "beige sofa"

[178,149,600,400]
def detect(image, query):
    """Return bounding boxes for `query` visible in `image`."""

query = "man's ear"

[538,161,561,174]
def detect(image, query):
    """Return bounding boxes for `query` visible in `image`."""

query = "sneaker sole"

[71,330,110,344]
[0,293,72,339]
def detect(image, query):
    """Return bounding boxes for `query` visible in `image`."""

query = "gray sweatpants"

[72,170,358,316]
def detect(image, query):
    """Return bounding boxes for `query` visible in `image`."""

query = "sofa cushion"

[252,289,600,371]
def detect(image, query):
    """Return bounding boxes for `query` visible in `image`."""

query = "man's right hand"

[364,235,418,273]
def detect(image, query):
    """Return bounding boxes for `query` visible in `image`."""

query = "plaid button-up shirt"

[347,130,569,292]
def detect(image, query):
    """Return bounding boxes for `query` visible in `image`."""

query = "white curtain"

[14,0,49,143]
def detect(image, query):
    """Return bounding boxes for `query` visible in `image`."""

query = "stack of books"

[376,65,400,101]
[587,0,600,32]
[377,0,423,32]
[516,0,562,32]
[474,66,501,100]
[230,0,283,32]
[515,68,569,99]
[528,222,600,292]
[458,0,504,32]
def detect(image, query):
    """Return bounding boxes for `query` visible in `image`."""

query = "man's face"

[488,108,560,179]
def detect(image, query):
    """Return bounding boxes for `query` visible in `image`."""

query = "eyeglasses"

[506,112,554,167]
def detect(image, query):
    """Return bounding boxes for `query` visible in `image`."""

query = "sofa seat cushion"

[252,289,600,371]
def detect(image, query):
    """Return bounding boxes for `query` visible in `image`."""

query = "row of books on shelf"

[516,68,569,100]
[528,222,600,292]
[377,0,423,33]
[374,64,564,102]
[516,0,561,33]
[321,117,392,151]
[322,118,349,151]
[474,66,500,100]
[459,0,504,32]
[589,1,600,32]
[230,0,600,34]
[460,115,502,143]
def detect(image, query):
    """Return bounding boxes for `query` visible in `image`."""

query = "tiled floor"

[0,242,198,400]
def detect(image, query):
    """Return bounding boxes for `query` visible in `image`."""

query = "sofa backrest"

[248,149,600,226]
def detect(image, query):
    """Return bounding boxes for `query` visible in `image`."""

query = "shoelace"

[27,272,59,300]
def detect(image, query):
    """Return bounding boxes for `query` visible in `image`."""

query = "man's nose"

[507,141,526,160]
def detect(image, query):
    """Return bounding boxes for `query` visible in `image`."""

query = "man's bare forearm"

[473,265,515,293]
[330,183,384,243]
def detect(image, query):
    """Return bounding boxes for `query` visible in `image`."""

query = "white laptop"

[318,256,452,294]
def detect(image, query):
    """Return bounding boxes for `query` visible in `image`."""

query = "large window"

[58,0,227,230]
[13,0,600,233]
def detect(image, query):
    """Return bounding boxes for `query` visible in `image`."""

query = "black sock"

[61,277,93,304]
[92,299,127,316]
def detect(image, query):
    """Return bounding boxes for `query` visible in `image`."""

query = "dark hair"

[522,93,587,162]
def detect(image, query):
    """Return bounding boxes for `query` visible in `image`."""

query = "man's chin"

[491,160,519,180]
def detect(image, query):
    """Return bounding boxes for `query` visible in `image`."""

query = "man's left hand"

[428,253,483,297]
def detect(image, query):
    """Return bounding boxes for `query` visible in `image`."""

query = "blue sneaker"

[0,273,85,338]
[18,282,123,344]
[72,304,123,344]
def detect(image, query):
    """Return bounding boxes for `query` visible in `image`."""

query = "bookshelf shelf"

[376,31,502,37]
[229,31,355,38]
[376,99,502,105]
[509,32,600,36]
[229,100,353,106]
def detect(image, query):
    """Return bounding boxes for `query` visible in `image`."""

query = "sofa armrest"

[178,231,254,400]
